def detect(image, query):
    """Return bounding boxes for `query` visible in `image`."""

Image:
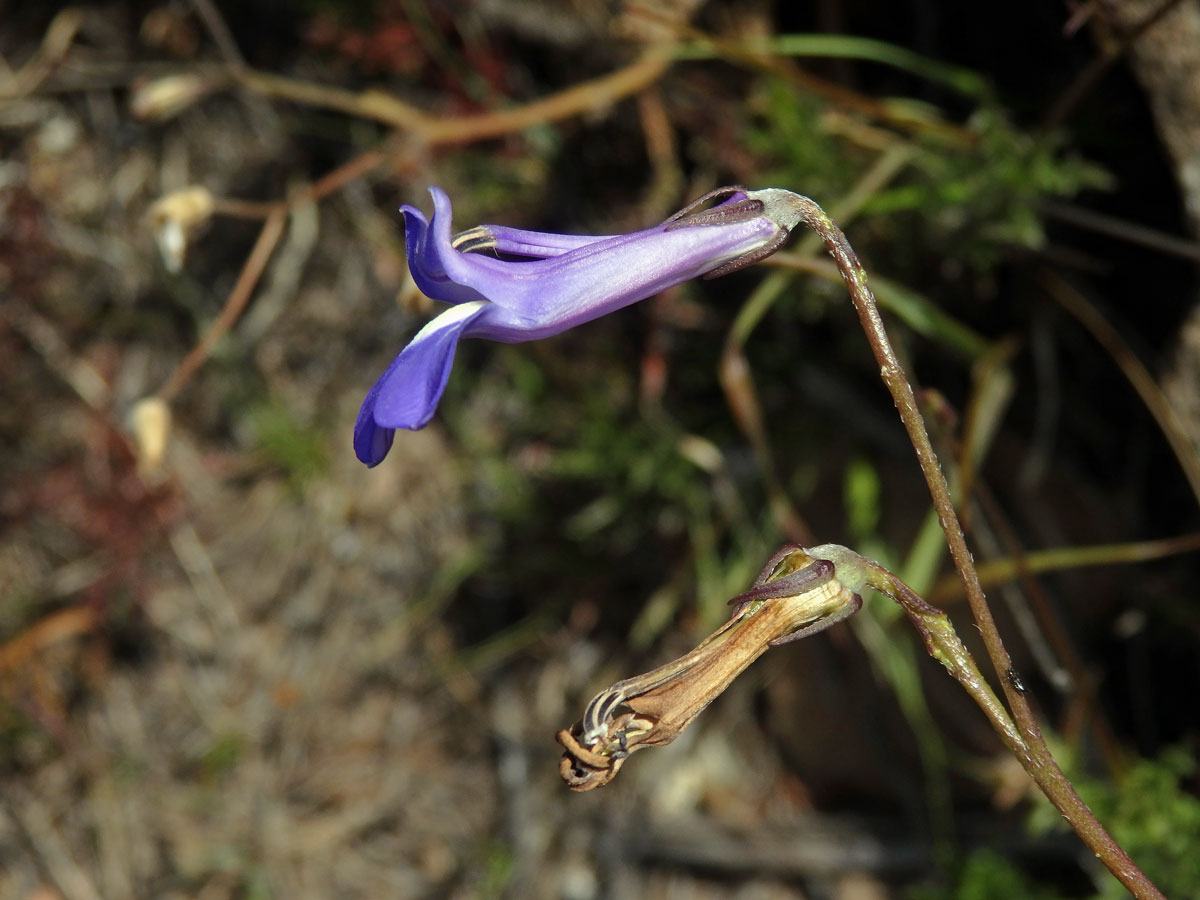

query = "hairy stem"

[795,198,1164,899]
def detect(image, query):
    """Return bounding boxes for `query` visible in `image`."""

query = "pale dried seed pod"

[129,73,218,121]
[129,396,172,480]
[148,186,214,272]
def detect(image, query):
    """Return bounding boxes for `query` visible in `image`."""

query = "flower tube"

[355,185,806,466]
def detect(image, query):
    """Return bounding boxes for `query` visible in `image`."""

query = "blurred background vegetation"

[2,1,1200,898]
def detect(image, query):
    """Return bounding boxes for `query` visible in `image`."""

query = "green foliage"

[907,849,1067,900]
[681,34,989,98]
[866,108,1111,269]
[247,401,329,489]
[747,78,1110,273]
[443,151,556,223]
[747,80,864,201]
[197,732,246,782]
[0,705,49,770]
[547,400,722,550]
[476,840,516,896]
[844,455,883,540]
[454,337,737,551]
[1030,746,1200,899]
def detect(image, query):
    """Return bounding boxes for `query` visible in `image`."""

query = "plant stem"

[794,198,1165,900]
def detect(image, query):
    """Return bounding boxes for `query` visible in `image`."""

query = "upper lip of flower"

[354,185,800,466]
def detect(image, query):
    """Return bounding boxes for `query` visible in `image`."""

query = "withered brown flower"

[557,545,862,790]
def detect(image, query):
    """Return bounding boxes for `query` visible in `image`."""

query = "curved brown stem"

[793,199,1165,900]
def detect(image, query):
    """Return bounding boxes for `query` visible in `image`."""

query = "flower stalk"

[793,197,1166,900]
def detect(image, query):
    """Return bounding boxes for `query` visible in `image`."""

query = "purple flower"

[355,185,805,466]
